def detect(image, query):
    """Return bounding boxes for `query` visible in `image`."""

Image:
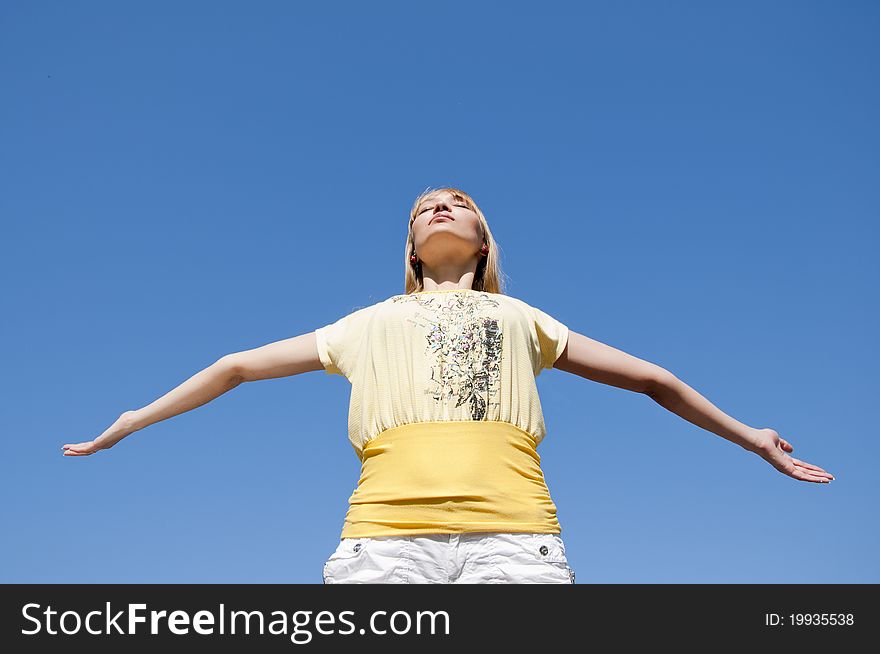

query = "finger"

[64,445,94,454]
[789,469,829,483]
[793,462,834,481]
[779,438,794,452]
[791,458,829,473]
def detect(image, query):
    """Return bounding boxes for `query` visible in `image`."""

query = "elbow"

[644,367,677,400]
[216,354,246,386]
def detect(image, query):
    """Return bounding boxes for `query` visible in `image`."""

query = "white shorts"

[322,532,576,584]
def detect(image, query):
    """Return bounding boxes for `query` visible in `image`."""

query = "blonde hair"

[404,186,507,295]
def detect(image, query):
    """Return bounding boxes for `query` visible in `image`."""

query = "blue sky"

[2,0,876,583]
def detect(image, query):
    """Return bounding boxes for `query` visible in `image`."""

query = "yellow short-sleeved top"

[315,288,570,538]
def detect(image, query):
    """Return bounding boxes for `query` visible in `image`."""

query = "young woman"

[62,187,834,584]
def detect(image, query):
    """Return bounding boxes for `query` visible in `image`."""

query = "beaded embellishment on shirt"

[391,293,502,420]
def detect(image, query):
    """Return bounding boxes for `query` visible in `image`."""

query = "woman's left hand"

[747,428,835,483]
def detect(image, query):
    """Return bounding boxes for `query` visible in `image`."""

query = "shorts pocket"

[322,537,411,584]
[487,533,575,584]
[322,538,371,584]
[533,534,576,584]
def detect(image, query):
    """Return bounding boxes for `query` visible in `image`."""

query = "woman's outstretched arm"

[62,332,324,457]
[553,330,834,484]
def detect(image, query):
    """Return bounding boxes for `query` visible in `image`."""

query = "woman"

[62,186,834,584]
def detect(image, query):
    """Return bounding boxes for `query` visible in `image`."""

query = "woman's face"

[410,191,484,267]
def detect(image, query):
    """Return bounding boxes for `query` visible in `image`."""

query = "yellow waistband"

[340,420,561,538]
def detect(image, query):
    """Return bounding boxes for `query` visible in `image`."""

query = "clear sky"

[2,0,876,583]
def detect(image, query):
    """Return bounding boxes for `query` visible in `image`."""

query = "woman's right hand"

[62,411,137,456]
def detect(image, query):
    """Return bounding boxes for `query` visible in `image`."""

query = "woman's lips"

[430,215,453,224]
